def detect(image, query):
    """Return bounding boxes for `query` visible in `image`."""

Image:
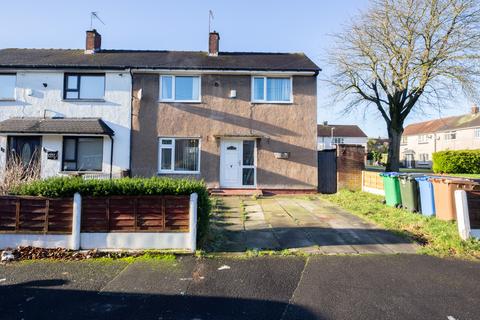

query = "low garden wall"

[0,177,209,252]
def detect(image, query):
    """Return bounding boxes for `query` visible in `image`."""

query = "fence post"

[189,193,198,253]
[455,190,471,240]
[71,193,82,250]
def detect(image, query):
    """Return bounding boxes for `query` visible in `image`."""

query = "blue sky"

[0,0,473,137]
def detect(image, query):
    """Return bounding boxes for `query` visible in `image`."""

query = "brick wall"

[336,145,365,190]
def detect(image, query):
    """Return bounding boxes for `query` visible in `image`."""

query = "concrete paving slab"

[244,230,280,250]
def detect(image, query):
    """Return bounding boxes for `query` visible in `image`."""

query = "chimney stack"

[85,29,101,54]
[472,104,479,115]
[209,31,220,56]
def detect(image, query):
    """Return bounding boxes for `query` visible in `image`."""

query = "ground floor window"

[62,137,103,171]
[159,138,200,173]
[419,153,429,162]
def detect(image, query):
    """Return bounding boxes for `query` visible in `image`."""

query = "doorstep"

[209,188,263,196]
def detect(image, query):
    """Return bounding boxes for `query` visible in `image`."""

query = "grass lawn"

[319,190,480,261]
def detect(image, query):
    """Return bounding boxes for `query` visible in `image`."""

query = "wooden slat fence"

[467,191,480,229]
[81,195,190,232]
[362,171,384,190]
[0,196,73,233]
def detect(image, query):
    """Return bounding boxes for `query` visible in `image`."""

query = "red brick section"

[208,32,220,56]
[336,145,366,191]
[81,195,190,232]
[86,29,101,52]
[0,196,73,233]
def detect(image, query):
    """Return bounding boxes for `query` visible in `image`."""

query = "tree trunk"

[386,125,403,172]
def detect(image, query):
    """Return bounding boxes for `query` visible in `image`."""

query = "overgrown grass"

[320,190,480,261]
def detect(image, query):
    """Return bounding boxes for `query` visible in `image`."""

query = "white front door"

[220,139,256,188]
[405,154,414,168]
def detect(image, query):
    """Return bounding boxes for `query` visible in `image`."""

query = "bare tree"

[329,0,480,171]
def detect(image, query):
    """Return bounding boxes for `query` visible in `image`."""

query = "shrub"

[13,177,211,242]
[432,150,480,174]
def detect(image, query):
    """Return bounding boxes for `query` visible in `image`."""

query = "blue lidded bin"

[415,176,435,216]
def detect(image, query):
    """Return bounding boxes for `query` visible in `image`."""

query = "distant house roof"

[0,49,320,73]
[317,124,367,138]
[0,118,114,136]
[403,113,480,135]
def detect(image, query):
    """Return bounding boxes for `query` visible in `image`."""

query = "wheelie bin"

[415,176,436,216]
[398,174,422,212]
[379,172,402,207]
[429,177,480,221]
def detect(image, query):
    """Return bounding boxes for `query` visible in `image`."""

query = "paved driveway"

[208,196,417,254]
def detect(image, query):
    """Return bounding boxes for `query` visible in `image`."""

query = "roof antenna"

[208,10,214,33]
[90,11,106,30]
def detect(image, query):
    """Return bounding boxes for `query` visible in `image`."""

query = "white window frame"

[332,137,345,144]
[401,136,408,145]
[159,75,202,103]
[0,73,16,101]
[251,76,293,104]
[158,137,201,174]
[444,131,456,140]
[419,153,429,162]
[418,134,428,144]
[474,128,480,139]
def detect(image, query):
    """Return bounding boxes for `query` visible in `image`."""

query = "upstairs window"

[418,134,428,143]
[475,128,480,139]
[444,131,456,140]
[252,77,292,103]
[64,74,105,100]
[401,136,408,145]
[0,74,16,100]
[332,137,345,144]
[160,75,200,102]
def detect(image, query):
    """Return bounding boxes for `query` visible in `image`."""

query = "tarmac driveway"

[208,196,417,254]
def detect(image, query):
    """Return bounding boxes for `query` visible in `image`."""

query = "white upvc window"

[418,134,428,143]
[158,138,200,174]
[0,74,16,100]
[251,76,293,103]
[474,128,480,139]
[419,153,429,162]
[401,136,408,145]
[159,75,201,102]
[444,131,456,140]
[332,137,345,144]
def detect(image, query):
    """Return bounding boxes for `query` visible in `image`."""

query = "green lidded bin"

[398,174,423,212]
[379,172,402,207]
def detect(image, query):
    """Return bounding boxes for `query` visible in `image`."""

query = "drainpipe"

[109,135,114,179]
[128,68,134,177]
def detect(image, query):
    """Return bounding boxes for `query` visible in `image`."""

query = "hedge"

[432,150,480,174]
[12,177,211,242]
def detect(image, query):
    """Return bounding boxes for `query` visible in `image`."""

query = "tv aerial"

[90,11,106,30]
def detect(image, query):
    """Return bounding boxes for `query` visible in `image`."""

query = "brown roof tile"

[0,49,320,73]
[317,124,367,137]
[0,118,114,135]
[403,113,480,135]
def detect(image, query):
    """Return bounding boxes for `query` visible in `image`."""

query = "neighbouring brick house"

[0,30,320,192]
[401,106,480,168]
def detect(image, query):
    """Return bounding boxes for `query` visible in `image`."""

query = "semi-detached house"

[0,29,320,192]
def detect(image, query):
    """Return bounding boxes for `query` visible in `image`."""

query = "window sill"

[418,142,429,144]
[157,171,200,175]
[158,100,202,104]
[59,171,103,174]
[251,101,293,105]
[0,99,16,102]
[63,99,106,103]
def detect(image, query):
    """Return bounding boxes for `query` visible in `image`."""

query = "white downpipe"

[189,193,198,253]
[454,190,471,240]
[71,193,82,250]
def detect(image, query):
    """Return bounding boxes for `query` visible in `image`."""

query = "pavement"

[1,255,479,319]
[208,196,417,254]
